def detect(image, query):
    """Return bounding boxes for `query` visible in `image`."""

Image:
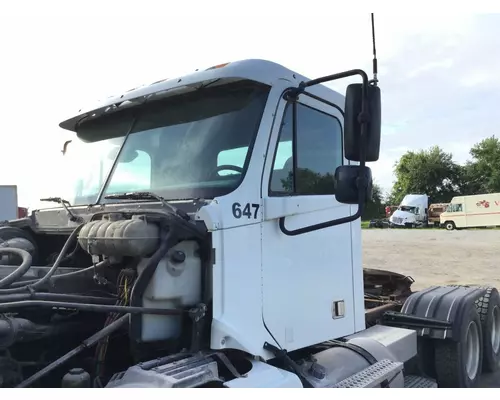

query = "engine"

[78,214,161,258]
[0,210,210,388]
[0,211,418,389]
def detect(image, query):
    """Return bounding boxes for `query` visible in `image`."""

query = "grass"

[360,219,500,230]
[361,220,370,229]
[361,218,441,230]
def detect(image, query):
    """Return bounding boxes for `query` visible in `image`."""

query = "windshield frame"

[72,79,271,205]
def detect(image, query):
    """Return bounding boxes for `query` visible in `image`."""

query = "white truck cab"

[57,60,374,357]
[389,194,428,228]
[1,58,498,389]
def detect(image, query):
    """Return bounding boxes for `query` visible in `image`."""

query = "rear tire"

[475,287,500,372]
[445,221,456,231]
[434,305,483,387]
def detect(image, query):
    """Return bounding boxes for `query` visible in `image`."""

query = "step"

[404,375,437,388]
[330,359,404,388]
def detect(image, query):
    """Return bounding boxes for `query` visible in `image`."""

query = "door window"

[269,102,342,195]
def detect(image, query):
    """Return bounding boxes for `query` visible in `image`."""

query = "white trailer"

[0,185,18,221]
[440,192,500,230]
[389,194,428,228]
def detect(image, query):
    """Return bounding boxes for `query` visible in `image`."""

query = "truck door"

[260,93,357,352]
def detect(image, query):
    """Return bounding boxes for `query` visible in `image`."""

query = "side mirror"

[334,165,373,205]
[344,83,381,162]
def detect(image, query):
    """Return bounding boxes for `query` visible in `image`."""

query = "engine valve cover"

[78,215,160,257]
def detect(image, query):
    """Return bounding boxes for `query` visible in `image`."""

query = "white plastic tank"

[137,240,202,342]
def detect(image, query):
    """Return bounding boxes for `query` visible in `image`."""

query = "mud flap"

[381,285,488,387]
[382,285,487,341]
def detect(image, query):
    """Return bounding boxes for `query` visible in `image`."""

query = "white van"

[439,192,500,230]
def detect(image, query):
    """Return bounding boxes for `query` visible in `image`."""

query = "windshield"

[61,80,270,206]
[399,205,418,214]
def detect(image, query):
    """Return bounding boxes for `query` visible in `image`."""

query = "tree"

[461,135,500,195]
[280,168,384,220]
[362,182,384,220]
[388,146,462,204]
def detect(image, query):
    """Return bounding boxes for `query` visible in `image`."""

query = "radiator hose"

[0,223,84,294]
[0,248,32,289]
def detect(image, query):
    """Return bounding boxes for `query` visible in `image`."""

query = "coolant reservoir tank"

[78,214,160,257]
[137,240,202,342]
[61,368,91,388]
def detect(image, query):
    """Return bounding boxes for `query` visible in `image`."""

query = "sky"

[1,3,500,208]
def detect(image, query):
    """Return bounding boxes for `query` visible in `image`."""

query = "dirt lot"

[362,228,500,291]
[363,228,500,388]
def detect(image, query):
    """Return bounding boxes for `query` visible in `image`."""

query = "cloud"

[366,14,500,194]
[407,59,454,78]
[1,9,500,207]
[459,70,498,87]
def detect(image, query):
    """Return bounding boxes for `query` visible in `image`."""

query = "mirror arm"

[301,69,369,90]
[278,69,371,237]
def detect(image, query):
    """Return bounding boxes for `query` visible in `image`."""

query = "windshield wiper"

[104,192,190,221]
[40,197,84,223]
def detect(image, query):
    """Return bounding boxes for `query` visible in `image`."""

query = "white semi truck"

[0,58,499,388]
[389,194,429,228]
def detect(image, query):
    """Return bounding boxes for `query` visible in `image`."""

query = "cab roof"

[59,59,346,132]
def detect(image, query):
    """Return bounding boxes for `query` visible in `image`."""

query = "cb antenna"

[370,13,378,86]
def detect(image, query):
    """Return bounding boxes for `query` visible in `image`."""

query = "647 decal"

[232,202,260,219]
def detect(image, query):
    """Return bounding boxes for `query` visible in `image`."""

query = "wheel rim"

[465,320,480,380]
[492,305,500,354]
[446,223,453,230]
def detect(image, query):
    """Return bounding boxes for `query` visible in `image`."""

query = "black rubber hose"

[16,314,130,388]
[0,248,33,289]
[6,260,110,288]
[0,292,117,305]
[129,228,175,341]
[0,223,85,294]
[0,316,96,348]
[0,300,185,315]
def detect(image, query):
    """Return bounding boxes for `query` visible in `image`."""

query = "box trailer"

[428,203,448,227]
[440,192,500,230]
[0,185,19,221]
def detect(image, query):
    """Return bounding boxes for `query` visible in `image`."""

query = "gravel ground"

[362,228,500,291]
[362,228,500,387]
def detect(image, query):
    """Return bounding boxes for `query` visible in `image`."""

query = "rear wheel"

[444,221,455,231]
[475,287,500,372]
[434,305,483,387]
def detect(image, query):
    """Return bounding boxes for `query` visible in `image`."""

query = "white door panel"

[261,206,355,349]
[260,92,355,351]
[263,195,346,220]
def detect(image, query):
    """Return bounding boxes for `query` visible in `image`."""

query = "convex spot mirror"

[344,83,381,162]
[334,165,373,205]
